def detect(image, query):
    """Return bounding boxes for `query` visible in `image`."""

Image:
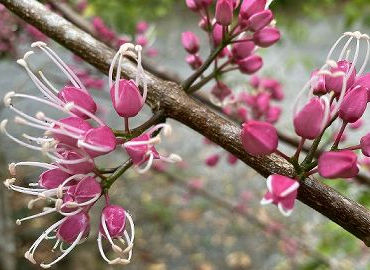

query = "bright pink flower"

[231,40,255,60]
[255,92,270,114]
[215,0,234,26]
[360,133,370,157]
[212,23,224,46]
[249,75,260,88]
[241,120,278,156]
[59,150,95,174]
[57,212,90,244]
[205,154,220,167]
[52,116,92,146]
[338,85,368,123]
[310,70,327,95]
[136,34,148,47]
[260,174,299,216]
[261,78,284,100]
[73,176,102,205]
[294,97,327,140]
[58,86,97,119]
[253,27,280,47]
[240,0,266,19]
[266,106,281,124]
[100,205,126,238]
[136,21,149,34]
[325,60,356,95]
[39,168,71,189]
[110,79,144,118]
[318,150,359,179]
[237,106,248,121]
[78,126,116,158]
[248,10,273,32]
[186,0,200,11]
[181,31,200,54]
[237,54,263,74]
[354,73,370,101]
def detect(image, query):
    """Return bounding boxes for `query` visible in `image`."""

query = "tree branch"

[2,0,370,246]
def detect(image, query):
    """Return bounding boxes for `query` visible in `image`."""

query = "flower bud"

[255,92,270,114]
[237,106,248,121]
[57,212,90,244]
[231,40,255,60]
[211,81,232,102]
[181,31,200,54]
[215,0,234,26]
[237,55,263,74]
[136,21,149,34]
[253,27,280,48]
[240,0,266,19]
[100,205,126,238]
[266,106,281,124]
[136,35,148,47]
[205,154,220,167]
[294,97,326,140]
[212,23,224,46]
[110,79,144,118]
[260,174,299,216]
[186,0,200,11]
[249,75,260,88]
[186,54,203,69]
[261,79,284,100]
[227,154,238,165]
[325,60,356,95]
[73,176,102,204]
[58,86,97,119]
[338,86,368,123]
[248,10,273,32]
[318,150,359,179]
[360,133,370,157]
[241,120,278,156]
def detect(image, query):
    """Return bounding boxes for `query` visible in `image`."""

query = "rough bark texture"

[2,0,370,246]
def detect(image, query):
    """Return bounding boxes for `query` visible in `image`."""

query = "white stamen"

[160,153,182,163]
[124,136,161,147]
[137,153,154,174]
[16,207,56,225]
[3,91,15,107]
[77,140,112,153]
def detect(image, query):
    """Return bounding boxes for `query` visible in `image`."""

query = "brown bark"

[2,0,370,246]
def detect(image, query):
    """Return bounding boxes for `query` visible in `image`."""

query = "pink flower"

[248,10,273,32]
[265,106,281,124]
[181,31,200,54]
[360,133,370,157]
[293,97,327,140]
[318,150,359,179]
[124,124,181,173]
[338,85,368,123]
[186,54,203,69]
[231,40,255,60]
[241,120,278,156]
[39,168,71,189]
[237,54,263,74]
[240,0,266,19]
[98,204,135,264]
[325,60,356,95]
[354,73,370,101]
[212,23,224,46]
[215,0,234,26]
[211,81,232,102]
[253,27,280,47]
[52,116,92,147]
[78,126,116,158]
[260,174,299,216]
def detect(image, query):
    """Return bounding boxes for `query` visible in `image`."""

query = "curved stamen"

[358,36,370,75]
[31,42,87,93]
[16,207,56,225]
[159,153,182,163]
[9,161,58,175]
[124,136,161,147]
[64,102,104,126]
[40,230,84,268]
[77,140,113,153]
[136,153,154,174]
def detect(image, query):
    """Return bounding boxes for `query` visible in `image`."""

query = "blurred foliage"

[82,0,176,34]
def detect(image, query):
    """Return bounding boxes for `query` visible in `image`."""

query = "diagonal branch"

[2,0,370,246]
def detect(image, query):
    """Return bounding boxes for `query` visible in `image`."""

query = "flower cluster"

[182,0,280,75]
[93,18,158,57]
[2,41,181,267]
[204,74,283,167]
[240,31,370,216]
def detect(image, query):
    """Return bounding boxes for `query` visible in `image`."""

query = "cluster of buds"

[2,41,181,267]
[240,31,370,216]
[93,18,158,57]
[204,75,283,167]
[182,0,280,73]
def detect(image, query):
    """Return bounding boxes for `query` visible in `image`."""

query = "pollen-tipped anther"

[8,163,16,175]
[3,91,15,107]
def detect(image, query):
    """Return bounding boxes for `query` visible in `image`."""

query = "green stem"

[102,159,133,190]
